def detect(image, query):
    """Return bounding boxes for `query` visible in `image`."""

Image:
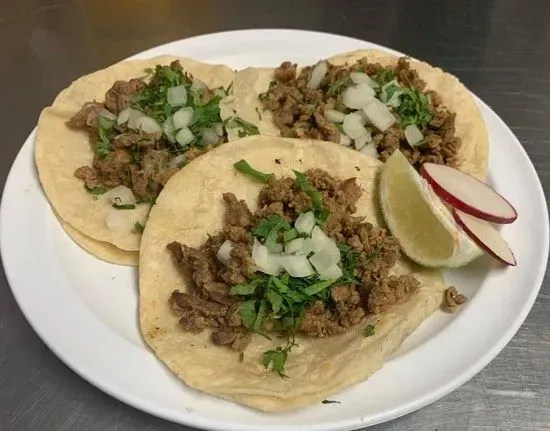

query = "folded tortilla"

[139,135,446,411]
[220,48,489,180]
[35,55,235,265]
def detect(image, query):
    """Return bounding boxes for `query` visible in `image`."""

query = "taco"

[139,136,447,411]
[220,49,489,180]
[35,55,244,265]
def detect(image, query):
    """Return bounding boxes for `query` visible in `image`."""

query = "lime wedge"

[379,150,482,268]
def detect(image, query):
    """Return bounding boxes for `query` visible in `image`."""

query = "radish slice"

[421,163,518,224]
[453,209,516,266]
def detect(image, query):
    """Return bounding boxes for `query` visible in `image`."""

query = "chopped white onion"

[213,122,224,136]
[343,112,368,139]
[134,116,162,134]
[108,185,136,206]
[167,85,188,107]
[310,226,340,261]
[127,108,146,128]
[307,61,328,90]
[354,132,372,150]
[269,243,284,254]
[169,154,187,169]
[404,124,424,146]
[380,79,400,103]
[163,117,176,143]
[342,83,375,109]
[202,127,219,146]
[339,134,352,147]
[279,255,314,277]
[99,108,116,121]
[105,209,132,232]
[301,238,316,257]
[175,127,194,147]
[309,249,340,272]
[324,109,346,123]
[318,264,343,280]
[173,107,194,130]
[359,143,378,158]
[285,238,305,255]
[216,240,233,266]
[116,108,131,125]
[295,211,315,235]
[252,238,282,275]
[350,72,379,88]
[362,99,396,132]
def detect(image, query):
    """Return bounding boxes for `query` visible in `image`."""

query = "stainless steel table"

[1,1,549,430]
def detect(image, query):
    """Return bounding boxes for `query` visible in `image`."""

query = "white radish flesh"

[453,209,516,266]
[217,240,233,266]
[279,255,314,277]
[325,109,346,123]
[363,99,396,132]
[307,61,328,90]
[421,163,518,223]
[342,83,375,109]
[404,124,424,146]
[343,112,368,139]
[295,211,315,235]
[167,85,188,107]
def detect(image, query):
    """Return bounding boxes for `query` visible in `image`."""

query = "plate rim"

[1,29,548,431]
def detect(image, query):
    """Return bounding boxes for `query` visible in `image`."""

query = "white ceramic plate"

[1,30,548,431]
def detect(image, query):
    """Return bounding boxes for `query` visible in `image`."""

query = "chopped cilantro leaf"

[326,77,350,98]
[293,170,322,209]
[262,346,289,378]
[374,68,396,86]
[133,221,144,233]
[84,184,108,195]
[395,87,433,129]
[234,159,273,183]
[253,299,267,333]
[255,107,262,121]
[266,289,283,314]
[224,116,260,137]
[283,228,298,243]
[230,279,263,296]
[238,299,258,329]
[364,324,375,337]
[303,279,333,296]
[96,122,112,157]
[189,95,223,132]
[322,399,341,404]
[259,79,278,101]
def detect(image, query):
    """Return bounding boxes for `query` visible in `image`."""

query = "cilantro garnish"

[262,344,292,378]
[189,95,223,133]
[259,79,278,101]
[96,121,113,157]
[233,159,273,183]
[84,184,108,195]
[283,228,299,243]
[224,116,260,138]
[133,221,144,233]
[255,107,262,121]
[395,88,433,129]
[364,324,375,337]
[322,399,341,404]
[253,215,291,251]
[293,170,329,224]
[326,77,350,98]
[374,68,396,86]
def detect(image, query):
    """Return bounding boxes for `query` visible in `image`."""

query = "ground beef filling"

[261,58,461,171]
[67,60,226,202]
[168,169,420,351]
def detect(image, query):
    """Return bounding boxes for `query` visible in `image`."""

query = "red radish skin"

[420,164,518,224]
[453,209,517,266]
